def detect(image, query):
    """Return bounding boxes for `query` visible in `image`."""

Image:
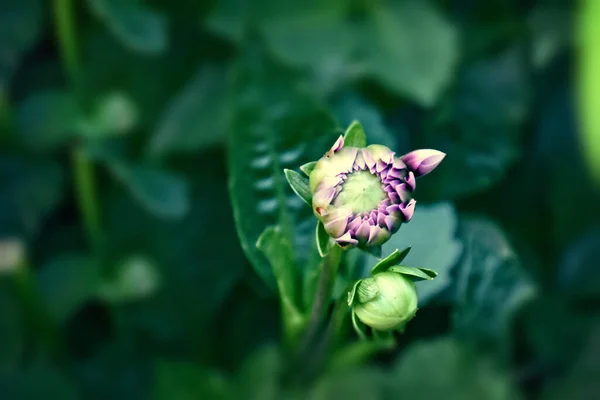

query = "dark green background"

[1,0,599,399]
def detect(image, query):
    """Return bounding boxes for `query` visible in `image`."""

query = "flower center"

[333,171,387,214]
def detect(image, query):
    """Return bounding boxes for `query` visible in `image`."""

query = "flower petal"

[355,220,372,241]
[336,231,358,247]
[400,149,445,177]
[325,215,349,238]
[400,199,416,222]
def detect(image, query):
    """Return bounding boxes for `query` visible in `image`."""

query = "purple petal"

[347,215,362,232]
[377,212,386,227]
[400,199,416,222]
[355,220,372,241]
[362,149,376,171]
[393,158,406,170]
[376,160,388,173]
[325,216,348,238]
[367,225,391,246]
[384,215,401,232]
[388,192,400,204]
[330,136,344,154]
[353,151,366,170]
[395,183,412,203]
[386,204,400,214]
[387,168,404,179]
[335,231,358,247]
[405,171,416,191]
[401,149,446,177]
[313,187,337,210]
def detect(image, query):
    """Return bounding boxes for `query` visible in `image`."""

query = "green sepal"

[370,247,412,276]
[388,265,438,281]
[352,310,368,341]
[360,244,382,257]
[343,120,368,148]
[356,278,379,303]
[299,161,317,177]
[347,279,362,306]
[316,220,330,258]
[283,169,311,205]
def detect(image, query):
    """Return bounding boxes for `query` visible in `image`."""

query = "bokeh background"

[1,0,600,399]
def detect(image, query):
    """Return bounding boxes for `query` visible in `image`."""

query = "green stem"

[54,0,102,252]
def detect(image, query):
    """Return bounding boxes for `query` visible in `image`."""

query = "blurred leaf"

[108,160,190,220]
[0,156,65,237]
[361,0,458,106]
[556,228,600,300]
[155,361,230,400]
[453,218,537,355]
[36,254,100,323]
[392,337,520,400]
[0,0,42,88]
[310,367,391,400]
[87,0,167,54]
[15,90,80,150]
[147,65,229,158]
[578,0,600,186]
[0,281,23,373]
[77,92,139,139]
[234,345,283,400]
[0,362,79,400]
[327,337,395,373]
[228,44,338,290]
[422,48,530,199]
[529,3,572,69]
[98,255,160,303]
[0,239,25,274]
[364,202,462,306]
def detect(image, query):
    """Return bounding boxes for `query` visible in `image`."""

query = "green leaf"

[300,161,317,177]
[327,337,395,373]
[155,361,231,400]
[453,218,537,356]
[392,337,520,400]
[361,0,458,106]
[387,265,437,281]
[257,226,304,337]
[36,254,100,323]
[316,220,330,258]
[15,90,80,151]
[228,44,338,290]
[107,160,190,220]
[0,0,42,88]
[0,281,24,373]
[342,120,367,148]
[364,202,462,306]
[234,345,283,400]
[356,278,379,304]
[98,255,160,303]
[147,65,229,158]
[76,92,138,139]
[370,247,411,276]
[87,0,167,54]
[310,366,391,399]
[284,169,312,206]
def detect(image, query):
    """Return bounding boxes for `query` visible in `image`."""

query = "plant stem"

[53,0,102,252]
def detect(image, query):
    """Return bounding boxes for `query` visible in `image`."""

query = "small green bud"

[352,272,418,331]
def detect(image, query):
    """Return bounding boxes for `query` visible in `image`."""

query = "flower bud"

[351,272,418,331]
[309,136,445,250]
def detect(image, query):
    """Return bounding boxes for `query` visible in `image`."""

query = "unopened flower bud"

[309,137,445,250]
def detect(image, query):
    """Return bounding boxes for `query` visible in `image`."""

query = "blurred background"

[1,0,600,399]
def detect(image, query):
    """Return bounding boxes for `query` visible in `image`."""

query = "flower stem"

[53,0,102,252]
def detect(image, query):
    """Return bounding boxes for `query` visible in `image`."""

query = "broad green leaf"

[36,254,100,323]
[361,0,458,106]
[364,202,462,306]
[98,255,160,303]
[107,160,190,220]
[0,0,42,88]
[147,65,229,158]
[76,92,138,139]
[0,156,65,237]
[256,226,303,337]
[316,220,330,258]
[453,218,537,356]
[300,161,317,177]
[284,169,311,206]
[15,90,80,151]
[342,120,367,148]
[388,265,437,281]
[155,361,230,400]
[369,247,411,276]
[421,48,530,199]
[228,44,338,290]
[87,0,167,54]
[578,0,600,185]
[392,337,520,400]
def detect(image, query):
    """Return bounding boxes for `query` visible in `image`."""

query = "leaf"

[87,0,167,54]
[342,120,367,148]
[234,345,283,400]
[310,367,391,400]
[15,90,80,151]
[316,220,330,258]
[364,202,462,306]
[284,169,311,206]
[107,160,190,220]
[155,361,231,400]
[147,65,229,158]
[300,161,317,177]
[0,281,24,373]
[0,0,42,87]
[228,44,338,290]
[369,247,411,276]
[361,0,458,106]
[36,254,100,323]
[421,48,530,199]
[453,218,537,355]
[556,228,600,300]
[98,255,160,303]
[327,337,395,373]
[388,265,437,281]
[76,92,139,139]
[392,337,520,400]
[1,362,79,399]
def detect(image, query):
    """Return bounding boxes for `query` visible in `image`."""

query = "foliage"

[1,0,598,399]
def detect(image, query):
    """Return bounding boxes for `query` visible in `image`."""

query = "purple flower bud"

[309,138,445,250]
[400,149,446,177]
